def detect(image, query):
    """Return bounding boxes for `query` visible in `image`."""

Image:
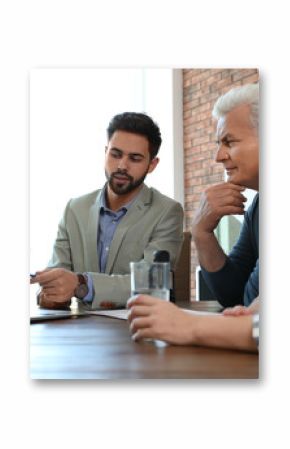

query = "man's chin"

[110,181,132,195]
[108,174,146,195]
[227,175,249,188]
[226,173,237,184]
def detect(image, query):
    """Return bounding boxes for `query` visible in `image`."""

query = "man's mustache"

[111,170,133,181]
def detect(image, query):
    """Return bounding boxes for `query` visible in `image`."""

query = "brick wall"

[183,68,259,301]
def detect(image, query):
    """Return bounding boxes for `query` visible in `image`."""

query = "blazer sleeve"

[47,200,74,271]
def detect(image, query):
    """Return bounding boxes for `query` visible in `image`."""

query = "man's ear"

[148,157,159,173]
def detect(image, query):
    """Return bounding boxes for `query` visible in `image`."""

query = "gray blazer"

[48,184,184,309]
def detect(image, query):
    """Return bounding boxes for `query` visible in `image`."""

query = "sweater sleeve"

[201,195,259,307]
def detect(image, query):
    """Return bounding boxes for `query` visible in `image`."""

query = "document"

[30,306,129,323]
[182,308,219,316]
[89,309,129,320]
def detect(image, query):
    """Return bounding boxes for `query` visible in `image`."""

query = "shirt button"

[106,247,109,251]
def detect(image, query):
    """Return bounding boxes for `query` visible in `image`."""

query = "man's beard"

[105,169,148,195]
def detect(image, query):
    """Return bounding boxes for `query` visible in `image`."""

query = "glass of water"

[130,261,170,347]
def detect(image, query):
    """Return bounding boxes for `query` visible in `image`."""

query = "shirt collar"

[100,184,138,214]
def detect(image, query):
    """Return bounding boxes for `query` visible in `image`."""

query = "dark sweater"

[201,194,259,307]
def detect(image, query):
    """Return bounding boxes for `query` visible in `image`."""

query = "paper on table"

[89,308,218,321]
[89,309,129,320]
[182,308,220,316]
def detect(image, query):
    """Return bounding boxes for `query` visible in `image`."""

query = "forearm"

[193,230,227,272]
[191,314,257,352]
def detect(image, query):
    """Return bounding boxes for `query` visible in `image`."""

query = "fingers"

[38,293,59,309]
[30,270,45,284]
[206,182,247,200]
[39,292,71,309]
[217,205,245,216]
[206,186,247,207]
[130,317,151,333]
[130,316,156,341]
[212,187,246,200]
[127,294,160,308]
[41,287,61,298]
[218,182,246,192]
[127,300,155,341]
[30,269,77,302]
[208,182,246,192]
[30,268,58,285]
[223,305,251,316]
[132,328,154,342]
[193,182,248,234]
[128,305,151,320]
[225,183,246,190]
[34,269,62,284]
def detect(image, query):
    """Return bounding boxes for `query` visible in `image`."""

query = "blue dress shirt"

[82,187,136,303]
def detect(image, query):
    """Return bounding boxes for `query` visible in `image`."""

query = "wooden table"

[30,301,258,379]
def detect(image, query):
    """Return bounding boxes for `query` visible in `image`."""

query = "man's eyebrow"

[221,133,236,140]
[216,133,241,143]
[109,146,123,152]
[130,152,145,158]
[110,147,145,158]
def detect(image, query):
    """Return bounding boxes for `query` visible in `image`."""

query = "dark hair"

[107,112,162,159]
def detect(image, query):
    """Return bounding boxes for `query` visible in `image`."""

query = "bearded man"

[31,112,183,310]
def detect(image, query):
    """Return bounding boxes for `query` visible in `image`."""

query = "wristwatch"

[74,273,89,299]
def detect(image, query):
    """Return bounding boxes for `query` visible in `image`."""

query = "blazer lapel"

[87,191,102,272]
[105,185,152,274]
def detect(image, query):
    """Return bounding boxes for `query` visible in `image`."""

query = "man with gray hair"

[126,84,259,350]
[192,83,259,307]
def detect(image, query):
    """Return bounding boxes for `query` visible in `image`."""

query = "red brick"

[232,69,258,82]
[242,74,259,84]
[184,98,201,112]
[183,109,192,119]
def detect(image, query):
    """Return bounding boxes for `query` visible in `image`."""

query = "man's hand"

[191,182,247,272]
[192,182,247,236]
[223,297,259,316]
[30,268,78,308]
[127,295,197,345]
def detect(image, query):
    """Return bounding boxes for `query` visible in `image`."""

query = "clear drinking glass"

[130,261,170,347]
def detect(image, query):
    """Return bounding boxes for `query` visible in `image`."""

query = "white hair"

[212,83,259,128]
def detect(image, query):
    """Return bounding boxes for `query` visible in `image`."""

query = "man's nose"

[215,144,228,163]
[117,156,129,170]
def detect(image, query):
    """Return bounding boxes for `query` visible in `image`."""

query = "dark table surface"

[30,301,258,380]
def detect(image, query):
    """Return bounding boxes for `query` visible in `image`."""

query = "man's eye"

[224,140,236,147]
[130,156,143,162]
[111,151,121,158]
